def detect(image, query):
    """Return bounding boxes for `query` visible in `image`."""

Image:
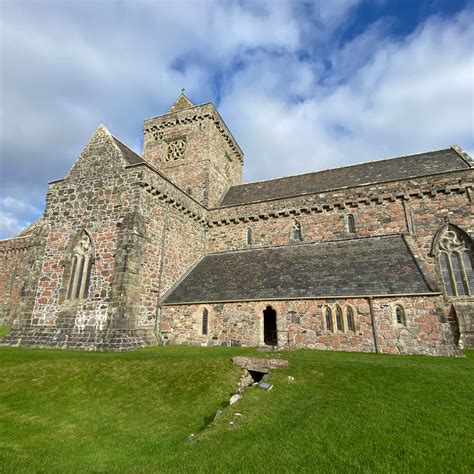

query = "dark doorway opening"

[263,306,278,346]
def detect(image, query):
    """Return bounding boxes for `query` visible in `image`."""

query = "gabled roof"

[219,148,471,207]
[168,90,194,113]
[163,235,434,305]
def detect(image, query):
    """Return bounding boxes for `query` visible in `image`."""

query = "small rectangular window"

[202,309,209,335]
[246,228,252,245]
[348,215,356,234]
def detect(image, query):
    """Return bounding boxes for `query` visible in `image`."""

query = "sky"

[0,0,473,239]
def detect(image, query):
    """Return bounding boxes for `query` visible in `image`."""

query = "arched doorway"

[263,306,278,346]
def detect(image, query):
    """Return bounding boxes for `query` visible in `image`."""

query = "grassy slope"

[0,325,11,338]
[0,344,472,473]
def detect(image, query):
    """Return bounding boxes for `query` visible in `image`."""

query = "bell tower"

[142,91,244,208]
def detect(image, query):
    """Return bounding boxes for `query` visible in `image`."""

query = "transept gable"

[64,124,141,181]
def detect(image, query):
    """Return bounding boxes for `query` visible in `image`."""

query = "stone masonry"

[0,91,473,354]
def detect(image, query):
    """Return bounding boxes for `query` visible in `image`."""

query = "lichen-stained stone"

[0,93,472,353]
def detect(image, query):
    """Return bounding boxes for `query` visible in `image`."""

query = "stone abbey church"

[1,92,473,355]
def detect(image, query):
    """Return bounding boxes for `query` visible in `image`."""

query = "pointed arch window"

[202,308,209,335]
[292,220,302,242]
[324,307,333,332]
[336,306,343,331]
[66,232,93,301]
[436,227,473,297]
[346,306,355,332]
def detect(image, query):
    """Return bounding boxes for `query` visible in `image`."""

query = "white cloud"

[220,9,474,181]
[0,211,31,239]
[0,197,40,238]
[1,197,40,215]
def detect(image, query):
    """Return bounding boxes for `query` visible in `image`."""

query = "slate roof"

[163,235,433,304]
[219,148,470,207]
[113,137,143,165]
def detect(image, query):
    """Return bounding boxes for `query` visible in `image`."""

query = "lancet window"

[324,305,357,333]
[246,228,253,245]
[324,307,333,332]
[202,308,209,335]
[395,305,406,326]
[346,306,355,332]
[66,232,94,301]
[436,227,473,297]
[292,220,303,241]
[336,306,343,331]
[348,214,356,234]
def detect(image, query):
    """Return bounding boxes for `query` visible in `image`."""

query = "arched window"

[246,228,252,245]
[324,307,333,332]
[395,305,406,326]
[436,227,473,296]
[348,214,356,234]
[292,220,302,241]
[336,306,343,331]
[66,232,93,301]
[346,306,355,332]
[202,308,209,335]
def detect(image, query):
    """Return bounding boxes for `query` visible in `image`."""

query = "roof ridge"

[231,147,457,189]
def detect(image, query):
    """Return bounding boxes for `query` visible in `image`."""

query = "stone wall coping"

[126,161,208,210]
[133,168,209,225]
[451,144,474,167]
[0,234,34,252]
[0,234,33,243]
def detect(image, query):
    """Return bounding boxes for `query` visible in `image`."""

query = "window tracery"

[66,232,93,301]
[436,227,473,297]
[166,138,186,161]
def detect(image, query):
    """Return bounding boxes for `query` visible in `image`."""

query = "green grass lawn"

[0,336,472,473]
